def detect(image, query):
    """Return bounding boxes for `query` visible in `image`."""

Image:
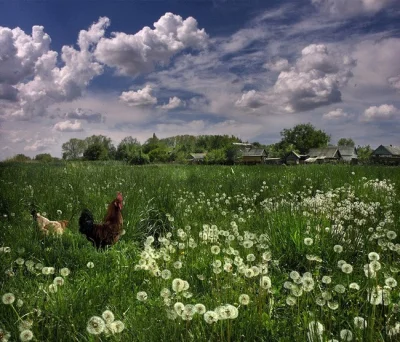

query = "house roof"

[242,148,267,157]
[307,147,340,159]
[190,153,207,159]
[338,147,358,158]
[384,145,400,156]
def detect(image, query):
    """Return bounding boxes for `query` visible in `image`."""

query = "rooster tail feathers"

[79,209,94,236]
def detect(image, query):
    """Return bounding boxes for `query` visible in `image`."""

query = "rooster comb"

[117,192,123,201]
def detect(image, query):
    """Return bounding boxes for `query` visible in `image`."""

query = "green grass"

[0,163,399,341]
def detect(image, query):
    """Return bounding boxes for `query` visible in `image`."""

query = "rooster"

[32,211,69,236]
[79,192,124,248]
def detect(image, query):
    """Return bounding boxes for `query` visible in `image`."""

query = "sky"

[0,0,400,159]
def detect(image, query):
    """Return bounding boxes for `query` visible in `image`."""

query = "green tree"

[62,138,86,160]
[129,150,150,165]
[357,145,373,163]
[83,143,109,161]
[7,154,31,162]
[116,136,141,161]
[148,147,170,163]
[142,133,167,154]
[35,153,53,163]
[278,123,330,154]
[205,149,227,164]
[338,138,355,147]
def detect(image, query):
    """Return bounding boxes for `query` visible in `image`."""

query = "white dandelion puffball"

[136,291,148,301]
[19,329,34,342]
[87,262,95,269]
[2,293,15,305]
[102,310,115,324]
[86,316,105,335]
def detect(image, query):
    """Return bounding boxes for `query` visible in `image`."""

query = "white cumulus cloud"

[323,108,350,119]
[388,75,400,92]
[94,12,208,76]
[363,104,398,121]
[119,85,157,107]
[274,44,355,112]
[235,90,266,110]
[158,96,184,110]
[53,119,83,132]
[264,58,290,72]
[24,137,57,152]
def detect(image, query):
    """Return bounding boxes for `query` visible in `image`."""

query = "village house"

[338,146,358,164]
[285,151,309,165]
[240,148,267,164]
[371,145,400,165]
[188,153,207,164]
[305,147,341,163]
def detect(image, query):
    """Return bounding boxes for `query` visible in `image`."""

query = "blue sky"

[0,0,399,159]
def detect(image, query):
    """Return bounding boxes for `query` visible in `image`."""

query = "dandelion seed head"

[2,293,15,305]
[19,330,33,342]
[86,316,105,335]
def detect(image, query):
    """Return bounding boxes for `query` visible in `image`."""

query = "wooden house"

[188,153,207,164]
[285,151,309,165]
[371,145,400,165]
[240,148,267,164]
[338,146,358,164]
[306,147,341,163]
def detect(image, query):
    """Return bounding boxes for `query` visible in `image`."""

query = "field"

[0,162,400,342]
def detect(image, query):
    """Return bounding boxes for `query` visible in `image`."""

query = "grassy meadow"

[0,162,400,342]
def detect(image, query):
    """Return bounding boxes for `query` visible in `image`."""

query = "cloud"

[9,17,110,119]
[94,13,208,76]
[264,58,290,72]
[0,25,51,85]
[273,44,355,112]
[61,108,104,123]
[235,90,266,109]
[362,104,398,121]
[311,0,395,17]
[323,108,350,119]
[53,119,84,132]
[24,137,57,152]
[158,96,184,110]
[119,85,157,107]
[388,75,400,92]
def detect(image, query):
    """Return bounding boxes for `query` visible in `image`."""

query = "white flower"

[349,283,360,290]
[86,316,105,335]
[174,302,185,316]
[385,277,397,288]
[86,262,94,269]
[204,311,219,324]
[194,304,206,314]
[260,276,272,289]
[211,245,220,255]
[53,277,64,286]
[161,269,172,280]
[60,268,71,276]
[354,316,367,329]
[172,278,186,293]
[136,291,148,301]
[341,263,353,274]
[368,252,380,261]
[19,329,33,342]
[239,294,250,305]
[102,310,115,324]
[340,329,353,341]
[2,293,15,305]
[304,238,313,246]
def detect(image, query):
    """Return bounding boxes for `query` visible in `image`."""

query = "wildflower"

[302,277,315,292]
[48,284,57,293]
[109,320,124,334]
[387,231,397,240]
[239,294,250,305]
[174,302,185,316]
[349,283,360,290]
[291,286,303,297]
[161,269,172,280]
[290,271,300,281]
[211,245,220,255]
[173,261,182,269]
[341,263,353,274]
[19,330,33,342]
[328,301,339,310]
[15,258,25,266]
[160,288,171,298]
[204,311,219,324]
[262,251,272,261]
[315,297,326,306]
[369,260,381,272]
[308,321,324,336]
[284,281,293,289]
[246,254,256,262]
[286,296,297,306]
[53,277,64,286]
[102,310,115,324]
[322,276,332,284]
[216,304,238,319]
[368,252,380,261]
[243,240,253,248]
[385,277,397,288]
[0,247,11,253]
[337,260,346,268]
[334,284,346,294]
[87,262,94,269]
[0,328,10,342]
[304,238,313,246]
[136,291,148,301]
[260,276,272,289]
[172,278,186,293]
[2,293,15,305]
[197,274,205,280]
[333,245,343,254]
[60,268,71,277]
[86,316,105,335]
[354,316,367,329]
[57,210,62,215]
[194,304,206,314]
[340,329,353,341]
[16,299,24,307]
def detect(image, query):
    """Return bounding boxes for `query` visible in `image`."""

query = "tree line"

[4,124,374,164]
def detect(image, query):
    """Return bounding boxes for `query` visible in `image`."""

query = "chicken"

[79,192,124,248]
[32,211,69,236]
